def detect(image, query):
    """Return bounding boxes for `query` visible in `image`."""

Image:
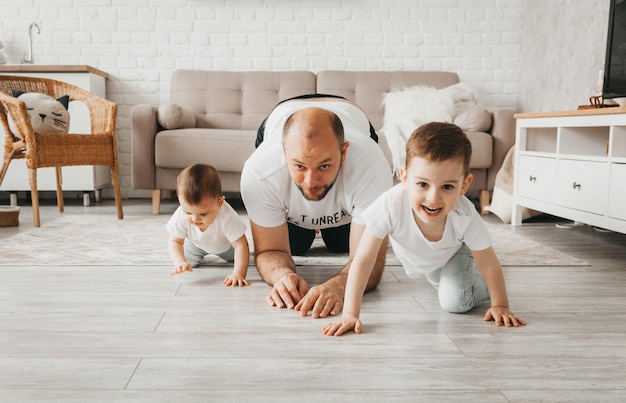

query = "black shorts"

[255,94,378,148]
[288,222,350,256]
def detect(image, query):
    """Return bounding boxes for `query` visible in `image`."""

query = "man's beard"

[293,154,343,201]
[297,177,338,201]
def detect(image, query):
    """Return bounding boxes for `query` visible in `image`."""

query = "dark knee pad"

[320,224,350,253]
[288,223,316,256]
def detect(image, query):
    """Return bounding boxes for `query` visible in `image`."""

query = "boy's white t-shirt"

[362,184,493,278]
[166,201,247,254]
[241,100,392,230]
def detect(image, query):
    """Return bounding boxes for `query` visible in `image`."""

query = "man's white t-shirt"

[241,100,393,230]
[363,184,493,278]
[166,201,247,254]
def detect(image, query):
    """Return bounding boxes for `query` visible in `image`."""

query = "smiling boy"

[322,122,525,336]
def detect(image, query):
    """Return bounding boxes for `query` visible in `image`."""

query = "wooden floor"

[1,196,626,402]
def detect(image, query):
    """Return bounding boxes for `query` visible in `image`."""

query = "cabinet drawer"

[608,163,626,220]
[516,156,557,202]
[556,160,609,215]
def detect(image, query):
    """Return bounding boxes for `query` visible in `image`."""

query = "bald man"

[241,95,393,319]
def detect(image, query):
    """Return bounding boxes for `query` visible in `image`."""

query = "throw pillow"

[157,102,196,130]
[8,90,70,138]
[454,104,492,132]
[441,83,492,132]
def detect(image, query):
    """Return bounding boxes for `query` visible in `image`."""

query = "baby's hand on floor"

[224,274,248,287]
[170,262,193,276]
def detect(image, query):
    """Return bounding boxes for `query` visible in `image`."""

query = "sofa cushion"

[155,128,256,172]
[465,131,492,169]
[170,70,317,131]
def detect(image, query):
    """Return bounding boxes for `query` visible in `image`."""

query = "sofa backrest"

[170,70,317,130]
[316,70,460,129]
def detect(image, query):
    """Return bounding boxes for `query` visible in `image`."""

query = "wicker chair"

[0,75,123,227]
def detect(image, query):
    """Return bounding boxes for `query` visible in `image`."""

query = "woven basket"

[0,206,20,227]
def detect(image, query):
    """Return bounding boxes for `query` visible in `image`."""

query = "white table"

[512,106,626,234]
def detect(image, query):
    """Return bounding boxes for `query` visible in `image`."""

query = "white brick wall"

[519,0,609,113]
[0,0,523,198]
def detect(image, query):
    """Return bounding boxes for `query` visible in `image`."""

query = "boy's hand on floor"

[484,306,526,327]
[321,315,361,336]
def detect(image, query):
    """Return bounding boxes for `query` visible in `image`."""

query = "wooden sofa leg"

[152,189,161,215]
[479,190,490,215]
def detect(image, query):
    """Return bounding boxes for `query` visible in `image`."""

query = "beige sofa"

[132,70,515,214]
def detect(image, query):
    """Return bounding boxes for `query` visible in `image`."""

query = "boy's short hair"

[177,163,222,204]
[405,122,472,175]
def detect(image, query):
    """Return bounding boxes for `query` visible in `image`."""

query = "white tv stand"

[512,106,626,234]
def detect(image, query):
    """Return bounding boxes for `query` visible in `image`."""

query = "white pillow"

[381,85,455,174]
[440,82,478,116]
[382,85,455,131]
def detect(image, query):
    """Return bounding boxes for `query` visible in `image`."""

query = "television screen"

[603,0,626,99]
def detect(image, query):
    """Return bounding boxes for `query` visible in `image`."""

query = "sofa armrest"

[486,107,516,191]
[131,104,159,190]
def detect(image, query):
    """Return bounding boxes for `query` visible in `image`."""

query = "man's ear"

[341,141,350,164]
[460,173,474,195]
[218,196,225,208]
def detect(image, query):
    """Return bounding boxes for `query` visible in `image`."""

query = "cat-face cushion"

[157,102,196,130]
[8,90,70,137]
